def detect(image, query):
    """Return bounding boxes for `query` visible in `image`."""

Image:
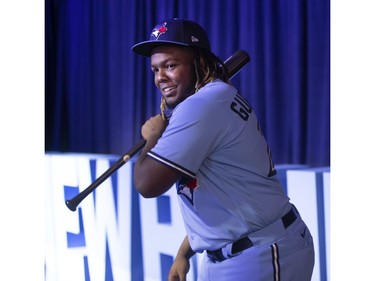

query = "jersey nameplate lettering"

[230,92,253,121]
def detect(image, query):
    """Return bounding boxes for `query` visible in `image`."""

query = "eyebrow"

[151,57,180,68]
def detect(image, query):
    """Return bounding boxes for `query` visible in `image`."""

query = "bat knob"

[65,200,77,212]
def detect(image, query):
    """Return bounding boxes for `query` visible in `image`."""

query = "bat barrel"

[224,49,250,78]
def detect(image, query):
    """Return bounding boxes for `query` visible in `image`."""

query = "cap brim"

[132,40,189,57]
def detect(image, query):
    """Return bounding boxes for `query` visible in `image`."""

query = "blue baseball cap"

[132,18,211,57]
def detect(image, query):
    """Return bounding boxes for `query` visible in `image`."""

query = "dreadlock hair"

[191,47,230,92]
[160,47,230,120]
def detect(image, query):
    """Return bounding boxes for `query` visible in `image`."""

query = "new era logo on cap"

[191,36,199,42]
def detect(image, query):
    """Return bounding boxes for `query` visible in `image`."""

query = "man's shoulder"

[195,79,236,99]
[203,79,233,90]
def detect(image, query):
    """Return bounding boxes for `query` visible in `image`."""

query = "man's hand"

[141,114,167,141]
[168,256,190,281]
[168,236,196,281]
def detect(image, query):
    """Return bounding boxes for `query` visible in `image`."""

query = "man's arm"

[134,114,182,198]
[168,235,196,281]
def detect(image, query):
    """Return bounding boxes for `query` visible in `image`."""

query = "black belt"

[206,207,298,263]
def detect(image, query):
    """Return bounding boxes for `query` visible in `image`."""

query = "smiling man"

[132,18,315,281]
[151,46,196,108]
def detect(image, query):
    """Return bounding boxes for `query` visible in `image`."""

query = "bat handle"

[65,139,146,211]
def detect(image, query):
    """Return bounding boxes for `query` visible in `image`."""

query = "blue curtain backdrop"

[45,0,330,167]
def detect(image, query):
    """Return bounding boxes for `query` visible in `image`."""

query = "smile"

[162,86,177,94]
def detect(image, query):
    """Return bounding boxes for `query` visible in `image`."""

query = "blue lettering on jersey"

[230,92,253,121]
[176,177,198,205]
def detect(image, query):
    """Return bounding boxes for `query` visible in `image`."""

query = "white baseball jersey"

[147,79,292,252]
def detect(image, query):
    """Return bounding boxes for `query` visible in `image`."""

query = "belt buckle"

[207,240,244,263]
[207,249,226,263]
[226,242,242,258]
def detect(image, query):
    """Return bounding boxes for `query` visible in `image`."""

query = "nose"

[155,69,168,83]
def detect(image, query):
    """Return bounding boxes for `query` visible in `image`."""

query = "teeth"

[164,86,176,92]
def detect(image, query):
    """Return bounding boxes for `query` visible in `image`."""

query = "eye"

[151,67,158,74]
[166,64,176,70]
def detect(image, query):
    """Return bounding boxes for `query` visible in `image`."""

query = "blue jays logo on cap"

[151,22,168,40]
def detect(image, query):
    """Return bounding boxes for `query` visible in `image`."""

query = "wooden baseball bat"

[65,49,250,211]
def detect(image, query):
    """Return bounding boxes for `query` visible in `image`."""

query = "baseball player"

[132,18,315,281]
